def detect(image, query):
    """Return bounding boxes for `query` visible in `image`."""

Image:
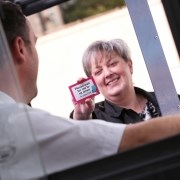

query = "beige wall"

[28,6,64,36]
[31,0,180,118]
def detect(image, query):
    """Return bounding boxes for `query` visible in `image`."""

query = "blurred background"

[26,0,180,118]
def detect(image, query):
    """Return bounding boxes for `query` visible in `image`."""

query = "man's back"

[0,91,125,179]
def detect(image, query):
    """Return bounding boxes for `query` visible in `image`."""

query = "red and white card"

[69,77,100,104]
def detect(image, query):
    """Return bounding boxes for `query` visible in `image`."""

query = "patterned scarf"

[139,101,160,121]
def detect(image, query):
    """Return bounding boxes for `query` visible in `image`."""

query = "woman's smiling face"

[90,50,133,101]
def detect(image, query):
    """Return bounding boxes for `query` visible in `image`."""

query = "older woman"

[70,39,161,124]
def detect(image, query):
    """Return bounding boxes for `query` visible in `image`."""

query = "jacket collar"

[99,87,159,118]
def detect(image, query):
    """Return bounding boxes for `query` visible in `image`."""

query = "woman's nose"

[104,68,113,78]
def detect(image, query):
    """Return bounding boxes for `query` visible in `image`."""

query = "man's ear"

[10,36,26,64]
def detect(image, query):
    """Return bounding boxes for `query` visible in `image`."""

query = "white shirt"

[0,91,126,180]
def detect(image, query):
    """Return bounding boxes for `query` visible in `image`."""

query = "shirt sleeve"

[28,107,126,174]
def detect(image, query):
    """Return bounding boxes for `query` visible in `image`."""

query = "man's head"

[0,1,39,103]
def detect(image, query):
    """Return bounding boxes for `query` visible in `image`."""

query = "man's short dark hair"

[0,1,29,45]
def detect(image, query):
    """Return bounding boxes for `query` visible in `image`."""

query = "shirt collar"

[134,87,158,106]
[104,100,123,117]
[0,91,16,104]
[103,87,159,118]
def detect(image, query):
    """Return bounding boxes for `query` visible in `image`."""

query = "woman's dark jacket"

[70,87,180,124]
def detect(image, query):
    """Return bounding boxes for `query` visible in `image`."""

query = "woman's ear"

[127,59,133,74]
[10,36,26,65]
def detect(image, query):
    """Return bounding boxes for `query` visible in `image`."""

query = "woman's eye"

[94,70,102,76]
[110,62,117,67]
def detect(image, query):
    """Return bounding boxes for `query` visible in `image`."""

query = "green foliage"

[60,0,125,24]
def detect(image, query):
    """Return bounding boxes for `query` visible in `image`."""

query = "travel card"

[69,77,100,104]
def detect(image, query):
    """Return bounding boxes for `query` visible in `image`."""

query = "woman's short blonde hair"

[82,39,131,77]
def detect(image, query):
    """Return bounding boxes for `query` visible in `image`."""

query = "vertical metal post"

[125,0,180,116]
